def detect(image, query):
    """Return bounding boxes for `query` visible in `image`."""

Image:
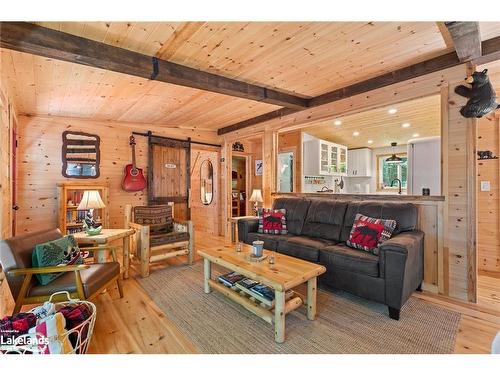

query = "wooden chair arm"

[129,222,146,230]
[8,264,90,276]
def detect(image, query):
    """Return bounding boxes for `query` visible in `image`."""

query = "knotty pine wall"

[15,114,220,235]
[0,85,16,240]
[476,60,500,275]
[477,114,500,274]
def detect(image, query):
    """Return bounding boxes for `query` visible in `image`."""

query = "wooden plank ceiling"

[301,95,441,149]
[1,22,500,131]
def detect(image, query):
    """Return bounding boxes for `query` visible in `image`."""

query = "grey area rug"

[138,262,461,354]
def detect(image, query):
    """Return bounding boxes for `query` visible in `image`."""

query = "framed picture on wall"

[255,159,263,176]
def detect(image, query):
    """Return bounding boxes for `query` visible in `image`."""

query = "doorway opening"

[231,156,247,217]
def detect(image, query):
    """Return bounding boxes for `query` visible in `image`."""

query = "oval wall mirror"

[200,159,214,205]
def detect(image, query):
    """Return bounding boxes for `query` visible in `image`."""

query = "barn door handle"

[12,205,19,211]
[188,189,191,208]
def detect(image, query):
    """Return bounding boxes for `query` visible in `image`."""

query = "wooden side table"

[74,228,135,279]
[229,216,257,242]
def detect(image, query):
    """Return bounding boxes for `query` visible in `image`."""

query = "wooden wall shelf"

[57,182,109,235]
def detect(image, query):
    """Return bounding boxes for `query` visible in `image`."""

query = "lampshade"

[77,190,106,210]
[249,189,263,203]
[386,142,403,164]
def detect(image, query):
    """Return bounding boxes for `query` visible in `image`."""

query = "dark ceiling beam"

[0,22,309,110]
[218,34,500,136]
[443,22,482,62]
[218,51,460,135]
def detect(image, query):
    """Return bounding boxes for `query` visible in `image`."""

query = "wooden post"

[262,130,277,207]
[274,290,286,343]
[306,277,317,320]
[203,258,212,294]
[123,235,130,279]
[140,225,150,278]
[187,220,194,265]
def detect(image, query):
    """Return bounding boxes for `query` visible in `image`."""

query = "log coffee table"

[198,244,326,343]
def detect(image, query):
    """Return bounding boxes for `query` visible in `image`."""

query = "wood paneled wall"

[477,114,500,273]
[224,64,476,302]
[15,114,220,235]
[0,86,16,240]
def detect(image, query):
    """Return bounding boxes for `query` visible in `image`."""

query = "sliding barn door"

[148,136,191,221]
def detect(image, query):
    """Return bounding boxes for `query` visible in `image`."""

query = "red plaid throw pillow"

[257,208,287,235]
[346,213,396,254]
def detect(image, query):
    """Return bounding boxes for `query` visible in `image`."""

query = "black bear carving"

[454,69,499,118]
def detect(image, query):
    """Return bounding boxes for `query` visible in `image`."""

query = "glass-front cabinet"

[303,137,348,176]
[320,142,329,174]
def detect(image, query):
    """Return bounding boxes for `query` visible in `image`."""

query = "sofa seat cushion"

[246,232,293,251]
[319,244,379,277]
[27,262,120,298]
[277,236,336,263]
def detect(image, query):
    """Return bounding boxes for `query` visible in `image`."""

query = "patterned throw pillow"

[346,213,396,255]
[257,208,287,235]
[32,235,84,285]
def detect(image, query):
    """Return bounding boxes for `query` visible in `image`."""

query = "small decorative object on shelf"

[477,150,499,160]
[232,141,244,152]
[77,190,106,236]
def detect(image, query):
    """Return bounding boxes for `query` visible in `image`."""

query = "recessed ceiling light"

[353,131,360,137]
[367,140,373,144]
[388,108,398,115]
[412,133,420,138]
[401,123,411,128]
[334,119,342,126]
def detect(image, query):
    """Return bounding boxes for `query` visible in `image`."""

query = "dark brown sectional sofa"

[237,197,424,320]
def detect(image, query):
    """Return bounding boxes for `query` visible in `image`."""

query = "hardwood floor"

[1,233,499,354]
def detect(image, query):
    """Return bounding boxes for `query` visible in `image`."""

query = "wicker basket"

[0,291,97,354]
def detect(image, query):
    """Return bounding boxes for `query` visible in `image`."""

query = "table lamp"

[77,190,106,235]
[249,189,263,216]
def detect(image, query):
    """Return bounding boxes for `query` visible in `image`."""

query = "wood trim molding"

[0,22,309,110]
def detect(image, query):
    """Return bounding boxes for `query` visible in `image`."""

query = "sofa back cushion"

[340,201,418,243]
[272,198,311,235]
[301,199,348,242]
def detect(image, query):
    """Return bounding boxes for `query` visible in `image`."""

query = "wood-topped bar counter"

[272,192,445,296]
[272,192,445,202]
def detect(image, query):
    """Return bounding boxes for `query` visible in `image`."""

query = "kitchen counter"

[272,192,445,202]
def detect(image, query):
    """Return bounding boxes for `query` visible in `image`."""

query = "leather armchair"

[0,228,123,314]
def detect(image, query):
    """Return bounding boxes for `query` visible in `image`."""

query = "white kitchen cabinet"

[347,148,372,177]
[303,137,348,176]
